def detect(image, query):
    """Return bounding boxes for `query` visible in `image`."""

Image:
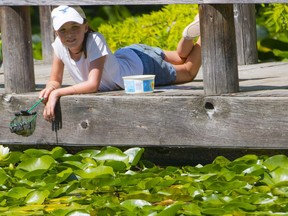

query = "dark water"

[5,144,288,166]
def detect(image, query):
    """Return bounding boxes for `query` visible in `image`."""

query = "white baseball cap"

[51,5,86,31]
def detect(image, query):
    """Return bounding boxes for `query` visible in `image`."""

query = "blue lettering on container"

[124,80,135,93]
[143,80,154,92]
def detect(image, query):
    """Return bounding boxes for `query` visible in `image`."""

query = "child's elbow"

[90,85,99,93]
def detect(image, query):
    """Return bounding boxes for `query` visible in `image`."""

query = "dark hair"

[82,19,94,59]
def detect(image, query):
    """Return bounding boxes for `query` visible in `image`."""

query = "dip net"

[9,99,43,137]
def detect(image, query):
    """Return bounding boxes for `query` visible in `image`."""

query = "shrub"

[257,4,288,62]
[97,4,199,52]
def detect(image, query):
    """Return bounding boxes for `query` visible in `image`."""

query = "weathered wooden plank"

[0,0,286,5]
[203,0,288,3]
[0,6,35,93]
[234,4,258,65]
[200,4,239,95]
[39,6,54,63]
[1,93,288,148]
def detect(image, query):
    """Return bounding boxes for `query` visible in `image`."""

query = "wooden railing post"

[0,6,35,93]
[234,4,258,65]
[200,4,239,95]
[39,6,54,63]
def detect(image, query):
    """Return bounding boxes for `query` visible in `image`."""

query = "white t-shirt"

[52,32,143,91]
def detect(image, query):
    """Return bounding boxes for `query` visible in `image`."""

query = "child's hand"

[43,90,60,122]
[39,87,53,104]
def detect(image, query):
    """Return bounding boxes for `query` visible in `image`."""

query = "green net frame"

[9,99,43,137]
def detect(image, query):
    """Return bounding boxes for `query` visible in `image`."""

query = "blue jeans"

[125,44,176,86]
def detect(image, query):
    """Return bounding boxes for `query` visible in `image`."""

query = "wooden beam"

[1,94,288,148]
[0,6,35,93]
[0,0,286,6]
[234,4,258,65]
[39,6,54,63]
[200,4,239,95]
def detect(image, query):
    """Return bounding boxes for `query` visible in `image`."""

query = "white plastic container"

[122,75,155,94]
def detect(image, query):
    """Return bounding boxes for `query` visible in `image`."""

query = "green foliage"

[1,4,288,63]
[260,4,288,33]
[257,4,288,62]
[98,4,199,52]
[86,5,132,30]
[32,34,42,60]
[1,145,288,215]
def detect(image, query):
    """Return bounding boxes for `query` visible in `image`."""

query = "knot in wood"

[81,121,88,129]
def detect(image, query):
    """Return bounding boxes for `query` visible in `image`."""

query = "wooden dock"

[1,61,288,152]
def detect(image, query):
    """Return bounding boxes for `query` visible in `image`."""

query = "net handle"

[28,98,44,112]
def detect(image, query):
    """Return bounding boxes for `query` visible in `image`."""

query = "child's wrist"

[46,81,59,90]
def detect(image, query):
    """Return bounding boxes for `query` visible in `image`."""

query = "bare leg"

[164,37,201,84]
[162,14,201,84]
[177,38,196,59]
[174,37,201,83]
[164,38,195,65]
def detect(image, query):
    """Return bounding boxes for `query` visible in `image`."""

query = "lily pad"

[17,155,55,172]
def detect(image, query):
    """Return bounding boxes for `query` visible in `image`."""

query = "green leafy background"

[27,4,288,63]
[0,146,288,215]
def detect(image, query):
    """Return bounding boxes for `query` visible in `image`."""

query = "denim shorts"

[125,44,176,86]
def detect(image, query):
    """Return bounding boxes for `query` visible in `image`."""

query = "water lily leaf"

[62,161,86,170]
[6,187,33,199]
[17,155,55,172]
[197,164,221,173]
[13,168,27,179]
[120,199,151,211]
[242,164,265,176]
[144,177,163,190]
[270,167,288,184]
[23,169,47,179]
[82,157,98,168]
[228,163,253,174]
[94,146,129,161]
[76,149,101,158]
[67,210,90,216]
[206,180,246,192]
[51,147,67,159]
[23,148,51,158]
[3,205,45,215]
[234,154,259,163]
[0,168,9,185]
[25,190,50,204]
[56,167,74,181]
[202,193,223,206]
[124,147,144,166]
[0,152,22,166]
[201,208,226,215]
[212,156,231,167]
[105,160,127,172]
[271,186,288,197]
[181,203,201,216]
[263,155,288,171]
[52,181,79,198]
[157,202,183,216]
[59,155,83,162]
[224,202,257,211]
[44,168,74,184]
[93,147,129,171]
[74,165,114,179]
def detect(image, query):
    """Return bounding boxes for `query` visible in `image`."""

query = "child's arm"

[39,54,64,101]
[42,55,106,122]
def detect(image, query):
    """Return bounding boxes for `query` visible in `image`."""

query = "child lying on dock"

[39,5,201,122]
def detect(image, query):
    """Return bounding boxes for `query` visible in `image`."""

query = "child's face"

[56,22,88,50]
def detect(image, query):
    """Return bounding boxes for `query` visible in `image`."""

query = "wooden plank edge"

[1,94,288,149]
[0,0,287,6]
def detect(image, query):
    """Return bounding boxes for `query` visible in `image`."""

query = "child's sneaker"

[182,14,200,40]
